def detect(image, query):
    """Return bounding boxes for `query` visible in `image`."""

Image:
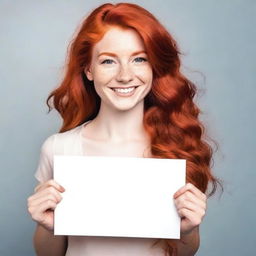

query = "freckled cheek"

[94,69,117,85]
[134,68,153,83]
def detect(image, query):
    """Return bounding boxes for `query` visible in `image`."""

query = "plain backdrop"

[0,0,255,255]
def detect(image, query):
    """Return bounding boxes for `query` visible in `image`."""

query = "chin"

[112,105,137,112]
[109,101,141,112]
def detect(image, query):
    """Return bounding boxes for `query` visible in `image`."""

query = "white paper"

[54,155,186,239]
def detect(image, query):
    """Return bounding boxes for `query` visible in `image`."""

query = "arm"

[173,183,207,256]
[34,225,67,256]
[28,180,67,256]
[175,226,200,256]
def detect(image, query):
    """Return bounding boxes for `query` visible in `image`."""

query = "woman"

[27,3,221,256]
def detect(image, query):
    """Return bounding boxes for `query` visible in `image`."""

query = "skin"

[28,27,207,256]
[28,180,67,256]
[173,184,206,255]
[86,27,153,113]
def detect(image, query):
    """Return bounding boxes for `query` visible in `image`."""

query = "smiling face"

[85,27,153,112]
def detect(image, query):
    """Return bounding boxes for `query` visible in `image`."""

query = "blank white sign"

[54,156,186,239]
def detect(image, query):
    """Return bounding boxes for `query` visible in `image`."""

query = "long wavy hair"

[47,3,222,255]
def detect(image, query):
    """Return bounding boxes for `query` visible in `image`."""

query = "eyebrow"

[97,50,147,58]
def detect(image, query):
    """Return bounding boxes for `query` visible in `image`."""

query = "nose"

[116,64,134,84]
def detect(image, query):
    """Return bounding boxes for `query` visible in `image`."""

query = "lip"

[109,86,138,97]
[110,86,138,89]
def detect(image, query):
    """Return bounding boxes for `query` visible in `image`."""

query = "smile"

[110,86,138,96]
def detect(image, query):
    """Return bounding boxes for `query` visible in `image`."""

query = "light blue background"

[0,0,255,255]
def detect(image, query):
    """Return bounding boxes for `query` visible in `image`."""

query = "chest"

[81,139,151,158]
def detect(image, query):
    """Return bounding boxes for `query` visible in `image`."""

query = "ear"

[84,66,93,81]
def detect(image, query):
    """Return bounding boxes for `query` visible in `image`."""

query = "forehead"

[93,27,146,55]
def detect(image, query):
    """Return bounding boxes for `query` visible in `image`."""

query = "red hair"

[47,3,222,255]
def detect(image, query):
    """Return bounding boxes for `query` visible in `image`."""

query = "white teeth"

[113,87,135,94]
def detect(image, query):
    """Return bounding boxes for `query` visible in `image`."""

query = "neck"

[91,101,147,142]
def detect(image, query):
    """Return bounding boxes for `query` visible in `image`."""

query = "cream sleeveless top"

[35,122,165,255]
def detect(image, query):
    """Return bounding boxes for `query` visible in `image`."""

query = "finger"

[34,179,65,193]
[177,208,202,227]
[173,183,206,201]
[175,198,206,218]
[30,186,63,203]
[28,188,62,209]
[28,193,62,207]
[29,199,57,222]
[174,191,206,211]
[35,200,57,220]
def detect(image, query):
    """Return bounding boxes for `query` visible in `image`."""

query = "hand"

[27,179,65,231]
[173,183,207,235]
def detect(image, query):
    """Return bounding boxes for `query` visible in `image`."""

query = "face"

[85,27,153,112]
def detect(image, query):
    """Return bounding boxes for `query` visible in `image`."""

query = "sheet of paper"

[54,155,186,239]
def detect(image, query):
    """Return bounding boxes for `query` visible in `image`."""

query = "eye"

[134,57,147,63]
[101,59,115,64]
